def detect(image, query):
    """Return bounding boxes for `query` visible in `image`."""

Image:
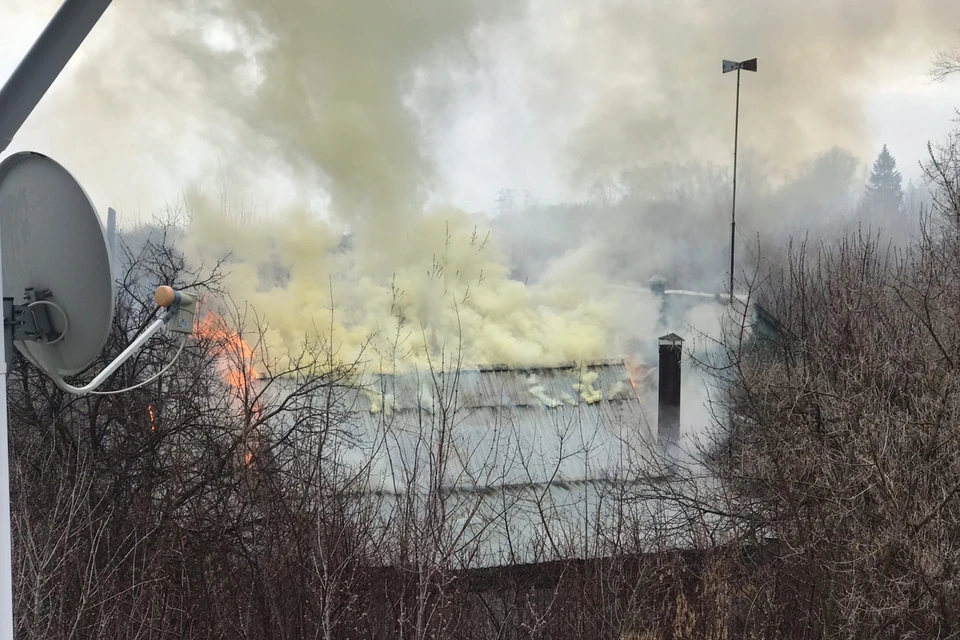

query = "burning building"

[253,345,716,570]
[191,265,759,571]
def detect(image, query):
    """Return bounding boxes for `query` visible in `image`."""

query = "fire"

[195,313,259,392]
[147,404,157,432]
[194,312,262,468]
[625,359,645,404]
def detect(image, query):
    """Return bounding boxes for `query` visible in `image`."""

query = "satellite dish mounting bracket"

[2,288,64,366]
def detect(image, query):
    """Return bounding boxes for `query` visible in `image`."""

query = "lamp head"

[722,58,758,73]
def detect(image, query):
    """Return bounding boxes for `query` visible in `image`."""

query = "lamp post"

[722,57,756,299]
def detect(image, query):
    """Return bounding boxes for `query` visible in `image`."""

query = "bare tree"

[932,48,960,83]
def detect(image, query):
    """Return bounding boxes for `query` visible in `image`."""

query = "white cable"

[23,313,170,395]
[24,300,68,344]
[88,335,188,395]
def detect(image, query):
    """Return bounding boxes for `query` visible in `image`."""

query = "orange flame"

[195,314,259,392]
[147,404,157,432]
[625,359,644,404]
[194,313,261,467]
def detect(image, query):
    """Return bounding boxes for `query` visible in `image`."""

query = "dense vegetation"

[9,119,960,640]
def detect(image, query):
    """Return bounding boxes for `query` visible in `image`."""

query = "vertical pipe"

[106,206,116,277]
[648,274,667,330]
[0,0,115,153]
[729,68,741,299]
[658,333,683,444]
[0,232,14,638]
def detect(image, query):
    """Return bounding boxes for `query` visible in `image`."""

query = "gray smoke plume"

[0,0,954,372]
[479,0,960,190]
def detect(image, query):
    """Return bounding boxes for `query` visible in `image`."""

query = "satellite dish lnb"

[0,152,114,375]
[0,151,196,394]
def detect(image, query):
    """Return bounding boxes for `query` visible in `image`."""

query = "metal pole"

[729,67,741,299]
[107,206,117,278]
[0,232,13,638]
[0,0,115,154]
[0,2,115,633]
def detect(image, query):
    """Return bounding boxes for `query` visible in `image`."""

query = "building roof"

[336,360,659,493]
[264,359,707,567]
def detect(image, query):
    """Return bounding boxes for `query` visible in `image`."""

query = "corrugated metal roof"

[357,359,648,410]
[267,360,658,492]
[262,360,684,567]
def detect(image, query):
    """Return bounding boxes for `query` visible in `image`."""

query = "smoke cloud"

[477,0,960,189]
[158,0,636,370]
[185,194,627,370]
[3,0,958,372]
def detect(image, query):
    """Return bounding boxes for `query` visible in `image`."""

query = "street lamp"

[722,57,757,299]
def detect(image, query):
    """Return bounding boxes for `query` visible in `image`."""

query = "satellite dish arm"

[49,313,172,395]
[44,286,195,395]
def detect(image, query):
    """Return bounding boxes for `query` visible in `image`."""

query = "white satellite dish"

[0,151,196,395]
[0,151,114,375]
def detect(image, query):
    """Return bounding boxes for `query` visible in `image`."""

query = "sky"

[2,0,960,223]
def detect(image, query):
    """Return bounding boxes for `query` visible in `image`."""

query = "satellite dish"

[0,151,114,376]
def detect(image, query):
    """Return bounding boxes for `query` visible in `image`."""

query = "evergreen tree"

[860,144,903,218]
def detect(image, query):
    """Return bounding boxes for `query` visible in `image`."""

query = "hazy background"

[1,0,959,218]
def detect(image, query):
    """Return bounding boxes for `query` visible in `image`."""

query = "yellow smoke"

[153,0,622,372]
[186,194,613,372]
